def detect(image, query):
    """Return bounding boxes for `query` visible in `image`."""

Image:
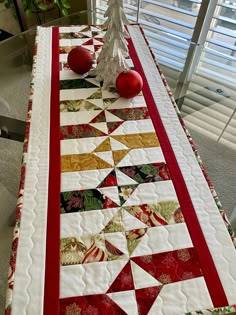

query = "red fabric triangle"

[93,37,104,43]
[94,45,103,52]
[98,170,117,188]
[131,248,203,284]
[82,38,94,45]
[135,286,162,315]
[103,195,119,209]
[107,121,124,134]
[60,124,107,139]
[90,111,106,123]
[105,240,124,256]
[60,294,126,314]
[107,261,134,293]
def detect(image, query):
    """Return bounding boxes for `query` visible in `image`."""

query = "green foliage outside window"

[0,0,70,16]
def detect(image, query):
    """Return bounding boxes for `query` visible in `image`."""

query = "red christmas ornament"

[67,46,93,75]
[116,70,143,98]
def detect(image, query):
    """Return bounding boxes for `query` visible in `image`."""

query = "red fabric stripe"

[127,31,228,307]
[44,26,60,315]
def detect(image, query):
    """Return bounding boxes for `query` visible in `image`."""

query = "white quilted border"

[11,27,52,315]
[127,25,236,304]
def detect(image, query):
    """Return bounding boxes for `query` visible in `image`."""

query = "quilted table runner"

[6,25,236,315]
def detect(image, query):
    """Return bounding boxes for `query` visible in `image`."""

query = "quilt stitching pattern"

[58,26,207,315]
[5,25,236,315]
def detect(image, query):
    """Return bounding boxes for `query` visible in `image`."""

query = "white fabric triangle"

[93,34,105,39]
[83,45,94,52]
[105,110,123,122]
[94,51,101,60]
[61,168,113,191]
[61,207,119,237]
[60,260,128,298]
[77,26,89,31]
[89,122,108,134]
[105,96,147,109]
[60,26,86,33]
[123,181,177,207]
[80,31,92,38]
[149,277,213,315]
[117,148,165,167]
[94,151,114,166]
[93,39,104,45]
[123,209,147,231]
[107,290,138,315]
[91,26,102,32]
[80,37,93,44]
[110,137,128,150]
[148,296,163,315]
[60,87,99,101]
[60,110,102,126]
[104,231,129,257]
[102,89,119,99]
[115,169,138,186]
[61,136,107,155]
[130,261,162,289]
[98,186,120,206]
[60,69,82,80]
[105,97,131,109]
[59,38,84,48]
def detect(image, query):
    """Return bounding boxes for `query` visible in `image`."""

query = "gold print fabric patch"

[61,153,113,172]
[94,138,111,152]
[111,132,159,149]
[112,150,130,165]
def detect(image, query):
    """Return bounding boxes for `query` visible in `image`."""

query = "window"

[91,0,235,89]
[198,0,236,87]
[90,0,236,147]
[93,0,201,71]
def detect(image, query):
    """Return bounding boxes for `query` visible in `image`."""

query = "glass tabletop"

[0,11,96,137]
[0,9,235,222]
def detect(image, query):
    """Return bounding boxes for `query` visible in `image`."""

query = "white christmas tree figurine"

[92,0,130,89]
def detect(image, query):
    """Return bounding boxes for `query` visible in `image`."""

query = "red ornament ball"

[116,70,143,98]
[67,46,93,75]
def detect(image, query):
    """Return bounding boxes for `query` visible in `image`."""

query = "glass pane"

[214,8,236,31]
[140,0,200,38]
[205,2,236,62]
[97,0,108,7]
[139,12,195,38]
[124,0,140,5]
[217,2,236,30]
[203,49,236,67]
